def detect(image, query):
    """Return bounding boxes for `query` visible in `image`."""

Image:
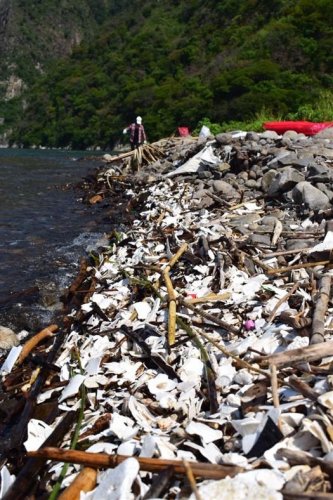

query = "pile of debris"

[1,127,333,499]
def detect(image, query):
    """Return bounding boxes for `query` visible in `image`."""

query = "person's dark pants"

[130,142,143,150]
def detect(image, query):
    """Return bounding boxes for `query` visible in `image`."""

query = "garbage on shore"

[1,126,333,499]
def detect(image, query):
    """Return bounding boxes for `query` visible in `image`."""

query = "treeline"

[5,0,333,148]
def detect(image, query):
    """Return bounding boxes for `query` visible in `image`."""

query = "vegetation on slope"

[3,0,333,148]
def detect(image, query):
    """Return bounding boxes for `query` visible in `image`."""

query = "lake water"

[0,148,113,327]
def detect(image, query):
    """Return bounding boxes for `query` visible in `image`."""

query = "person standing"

[123,116,147,150]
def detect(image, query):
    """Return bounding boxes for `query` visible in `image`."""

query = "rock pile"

[1,127,333,499]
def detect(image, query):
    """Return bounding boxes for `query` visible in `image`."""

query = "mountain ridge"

[1,0,332,148]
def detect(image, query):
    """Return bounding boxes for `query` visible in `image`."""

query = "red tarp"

[263,121,333,136]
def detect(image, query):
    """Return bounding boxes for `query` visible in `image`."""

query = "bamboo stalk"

[162,243,188,347]
[16,324,58,366]
[58,467,97,500]
[27,447,243,480]
[168,299,177,346]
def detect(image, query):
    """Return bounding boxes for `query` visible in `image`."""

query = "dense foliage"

[3,0,333,148]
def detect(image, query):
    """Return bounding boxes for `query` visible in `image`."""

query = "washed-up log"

[258,340,333,368]
[27,447,243,480]
[58,467,97,500]
[2,411,78,500]
[16,324,58,366]
[311,274,331,344]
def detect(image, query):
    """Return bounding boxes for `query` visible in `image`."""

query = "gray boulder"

[292,181,330,210]
[262,169,278,192]
[267,167,305,197]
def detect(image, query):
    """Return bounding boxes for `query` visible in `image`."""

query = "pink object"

[186,293,197,299]
[244,319,256,331]
[263,121,333,136]
[178,126,190,137]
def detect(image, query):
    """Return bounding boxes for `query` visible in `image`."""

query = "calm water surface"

[0,148,113,324]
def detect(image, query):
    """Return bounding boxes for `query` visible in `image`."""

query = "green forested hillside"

[4,0,333,148]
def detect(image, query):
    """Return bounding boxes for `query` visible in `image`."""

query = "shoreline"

[1,129,333,498]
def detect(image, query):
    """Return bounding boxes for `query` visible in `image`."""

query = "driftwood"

[311,274,331,344]
[58,467,97,500]
[258,340,333,368]
[16,324,58,366]
[27,447,243,480]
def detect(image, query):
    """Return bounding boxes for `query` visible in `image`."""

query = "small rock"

[212,180,240,200]
[315,127,333,139]
[0,326,19,350]
[260,130,280,140]
[282,130,299,141]
[215,133,234,145]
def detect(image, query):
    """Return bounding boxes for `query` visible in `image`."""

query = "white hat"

[136,116,142,124]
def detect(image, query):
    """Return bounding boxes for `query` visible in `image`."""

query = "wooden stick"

[27,447,243,480]
[268,282,299,323]
[266,260,331,275]
[259,339,333,368]
[270,364,280,409]
[179,298,240,336]
[193,328,269,378]
[288,375,320,401]
[311,274,331,344]
[261,247,313,259]
[16,324,58,366]
[182,460,202,500]
[58,467,97,500]
[184,292,231,305]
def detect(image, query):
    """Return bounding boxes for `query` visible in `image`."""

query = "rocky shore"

[1,127,333,499]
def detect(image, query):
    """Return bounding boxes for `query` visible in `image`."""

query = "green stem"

[48,354,87,500]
